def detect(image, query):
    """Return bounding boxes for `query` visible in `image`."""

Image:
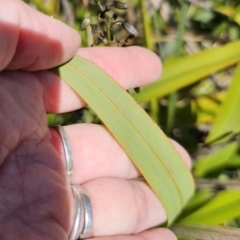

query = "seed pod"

[98,4,104,12]
[111,13,118,21]
[124,34,135,43]
[94,0,104,12]
[121,22,138,37]
[105,5,112,12]
[80,16,91,31]
[90,24,99,34]
[99,12,105,20]
[116,36,121,43]
[113,1,128,10]
[99,36,108,46]
[100,31,106,38]
[94,37,102,46]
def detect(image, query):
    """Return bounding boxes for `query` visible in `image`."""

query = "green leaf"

[53,55,195,224]
[193,142,239,177]
[179,190,240,225]
[193,63,240,177]
[215,5,240,25]
[132,40,240,102]
[171,224,240,240]
[179,189,215,218]
[207,62,240,142]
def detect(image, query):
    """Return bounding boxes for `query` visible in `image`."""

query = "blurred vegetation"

[24,0,240,239]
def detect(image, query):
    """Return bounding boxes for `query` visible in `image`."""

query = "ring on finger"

[55,125,73,181]
[70,185,93,240]
[54,125,93,239]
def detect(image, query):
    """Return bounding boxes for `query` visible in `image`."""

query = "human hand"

[0,0,191,239]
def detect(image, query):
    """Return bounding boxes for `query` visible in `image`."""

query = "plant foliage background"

[24,0,240,239]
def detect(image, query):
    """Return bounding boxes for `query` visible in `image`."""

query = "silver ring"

[69,186,85,240]
[70,185,93,240]
[79,186,93,239]
[54,126,93,239]
[55,125,73,180]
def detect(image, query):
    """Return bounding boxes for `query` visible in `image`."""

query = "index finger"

[0,0,80,71]
[36,46,162,113]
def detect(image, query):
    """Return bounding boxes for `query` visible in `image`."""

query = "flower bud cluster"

[80,1,138,47]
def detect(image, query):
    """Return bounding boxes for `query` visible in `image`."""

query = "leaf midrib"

[68,59,184,207]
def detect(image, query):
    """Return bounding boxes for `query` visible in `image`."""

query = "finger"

[51,124,191,183]
[75,178,167,236]
[171,139,192,169]
[51,124,140,183]
[37,46,162,113]
[90,228,177,240]
[76,47,161,89]
[0,0,80,71]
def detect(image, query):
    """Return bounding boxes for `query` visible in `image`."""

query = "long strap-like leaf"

[132,40,240,102]
[54,56,195,224]
[171,224,240,240]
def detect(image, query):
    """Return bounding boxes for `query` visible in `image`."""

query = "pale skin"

[0,0,192,239]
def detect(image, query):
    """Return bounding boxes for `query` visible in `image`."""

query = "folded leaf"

[54,55,195,224]
[207,62,240,142]
[132,40,240,102]
[179,190,240,225]
[171,224,240,240]
[194,142,239,177]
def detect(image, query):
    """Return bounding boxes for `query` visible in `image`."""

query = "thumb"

[0,0,81,71]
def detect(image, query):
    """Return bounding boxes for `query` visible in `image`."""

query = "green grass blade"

[132,40,240,102]
[54,55,195,224]
[179,190,240,225]
[193,142,239,177]
[194,63,240,177]
[207,62,240,142]
[179,190,215,218]
[139,0,160,124]
[171,224,240,240]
